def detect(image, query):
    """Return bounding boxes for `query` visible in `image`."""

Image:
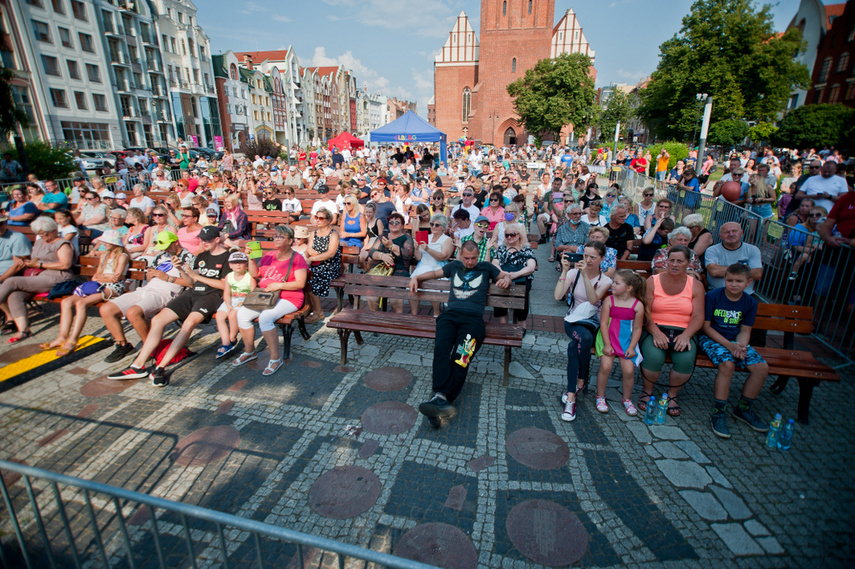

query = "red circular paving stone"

[308,466,380,519]
[67,367,89,375]
[301,360,322,368]
[81,377,138,397]
[394,522,478,569]
[171,426,240,467]
[361,401,417,435]
[127,506,151,526]
[0,344,41,363]
[363,366,412,392]
[506,500,588,566]
[506,427,569,470]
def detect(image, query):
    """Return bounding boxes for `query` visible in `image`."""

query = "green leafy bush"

[9,140,77,180]
[772,104,855,150]
[645,141,689,171]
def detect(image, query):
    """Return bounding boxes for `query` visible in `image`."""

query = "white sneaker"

[561,397,576,422]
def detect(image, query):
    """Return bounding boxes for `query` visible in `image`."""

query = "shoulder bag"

[243,254,294,311]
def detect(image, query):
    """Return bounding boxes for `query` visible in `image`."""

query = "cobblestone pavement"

[0,300,853,569]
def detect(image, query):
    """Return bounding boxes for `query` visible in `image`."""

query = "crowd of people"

[0,140,852,436]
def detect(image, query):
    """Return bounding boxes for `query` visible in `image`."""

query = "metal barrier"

[663,188,854,364]
[0,169,186,197]
[0,459,439,569]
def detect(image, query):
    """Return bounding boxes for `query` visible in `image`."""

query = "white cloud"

[320,0,457,38]
[271,15,292,23]
[310,47,391,92]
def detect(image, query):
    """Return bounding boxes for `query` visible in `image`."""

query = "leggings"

[0,274,65,319]
[564,321,595,391]
[236,298,299,332]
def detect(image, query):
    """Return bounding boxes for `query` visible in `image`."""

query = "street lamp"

[690,93,707,148]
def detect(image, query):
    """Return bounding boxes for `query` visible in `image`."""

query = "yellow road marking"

[0,336,105,383]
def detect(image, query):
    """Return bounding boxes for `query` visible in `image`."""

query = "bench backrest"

[753,303,813,334]
[78,255,147,281]
[340,273,526,310]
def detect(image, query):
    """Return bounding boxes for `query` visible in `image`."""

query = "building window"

[67,59,80,79]
[503,1,506,16]
[31,20,51,43]
[529,0,532,14]
[71,0,87,21]
[61,121,111,148]
[829,84,841,103]
[86,63,101,82]
[845,83,855,100]
[51,89,67,107]
[462,87,471,123]
[93,94,107,111]
[512,58,516,72]
[42,55,60,76]
[74,91,87,110]
[230,64,237,80]
[58,27,72,48]
[837,53,849,73]
[813,87,824,104]
[52,0,65,14]
[818,57,832,82]
[78,33,94,52]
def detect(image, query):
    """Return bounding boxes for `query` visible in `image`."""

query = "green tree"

[772,104,855,149]
[597,89,635,142]
[747,122,778,144]
[707,119,749,147]
[0,68,28,140]
[646,141,690,170]
[9,141,76,179]
[507,53,596,144]
[636,0,809,141]
[240,137,282,160]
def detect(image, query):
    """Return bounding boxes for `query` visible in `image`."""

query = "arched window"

[512,58,516,73]
[529,0,532,14]
[229,64,237,80]
[502,1,506,16]
[462,87,471,123]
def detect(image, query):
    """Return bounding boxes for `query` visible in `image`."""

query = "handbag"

[563,271,600,331]
[366,262,393,276]
[500,261,527,285]
[242,253,294,311]
[23,268,44,277]
[47,279,81,300]
[73,281,104,297]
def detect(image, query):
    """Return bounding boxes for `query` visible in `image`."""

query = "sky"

[198,0,802,118]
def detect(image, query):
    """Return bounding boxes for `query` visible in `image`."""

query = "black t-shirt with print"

[442,260,501,315]
[192,250,231,295]
[262,198,282,211]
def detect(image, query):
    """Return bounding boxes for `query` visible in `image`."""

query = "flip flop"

[55,341,78,357]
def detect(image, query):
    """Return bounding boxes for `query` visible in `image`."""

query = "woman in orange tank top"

[638,245,705,417]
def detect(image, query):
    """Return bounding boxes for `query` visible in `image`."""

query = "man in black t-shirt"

[109,226,231,387]
[409,241,512,427]
[605,205,635,260]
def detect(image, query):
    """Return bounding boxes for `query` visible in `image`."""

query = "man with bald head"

[704,223,763,295]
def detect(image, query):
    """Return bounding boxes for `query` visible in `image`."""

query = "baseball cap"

[100,190,115,198]
[289,165,296,171]
[229,251,249,263]
[317,184,330,194]
[153,230,178,250]
[198,226,220,241]
[475,215,489,225]
[115,192,127,199]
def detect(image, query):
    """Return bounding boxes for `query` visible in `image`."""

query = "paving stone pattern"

[0,312,853,569]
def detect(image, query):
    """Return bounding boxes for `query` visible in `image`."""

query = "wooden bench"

[31,255,147,305]
[273,280,312,361]
[326,273,526,384]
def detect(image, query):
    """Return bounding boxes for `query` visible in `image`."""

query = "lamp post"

[696,96,713,178]
[690,93,707,149]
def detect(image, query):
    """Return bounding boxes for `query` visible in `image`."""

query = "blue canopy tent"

[369,111,448,167]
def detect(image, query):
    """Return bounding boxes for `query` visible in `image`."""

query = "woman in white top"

[128,184,155,217]
[409,213,454,316]
[54,209,80,256]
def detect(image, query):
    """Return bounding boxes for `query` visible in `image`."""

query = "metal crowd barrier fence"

[0,459,439,569]
[663,188,854,364]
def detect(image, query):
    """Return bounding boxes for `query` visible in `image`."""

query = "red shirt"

[827,191,855,239]
[630,158,648,174]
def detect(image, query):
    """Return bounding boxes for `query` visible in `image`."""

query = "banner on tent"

[394,135,418,142]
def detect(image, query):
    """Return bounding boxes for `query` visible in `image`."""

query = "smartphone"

[563,252,583,264]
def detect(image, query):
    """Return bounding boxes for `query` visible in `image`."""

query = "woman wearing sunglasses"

[304,208,341,323]
[492,222,536,326]
[410,214,454,316]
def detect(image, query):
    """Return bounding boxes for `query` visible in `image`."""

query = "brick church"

[430,0,595,146]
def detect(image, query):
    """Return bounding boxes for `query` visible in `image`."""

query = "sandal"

[55,340,78,358]
[40,341,62,351]
[262,357,283,376]
[6,331,31,344]
[622,399,638,416]
[548,255,555,263]
[1,322,15,336]
[637,391,653,412]
[667,397,682,417]
[595,396,609,413]
[216,343,236,359]
[232,351,258,366]
[304,312,325,324]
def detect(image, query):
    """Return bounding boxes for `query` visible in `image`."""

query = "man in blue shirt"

[698,263,769,439]
[38,179,69,213]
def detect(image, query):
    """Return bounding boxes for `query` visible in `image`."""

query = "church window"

[462,88,471,123]
[529,0,532,14]
[502,1,506,16]
[512,58,516,72]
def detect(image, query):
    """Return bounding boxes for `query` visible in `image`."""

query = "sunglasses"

[388,220,402,226]
[462,193,473,197]
[808,213,823,218]
[475,222,489,228]
[429,222,443,228]
[606,194,616,198]
[490,198,499,202]
[643,193,654,197]
[152,213,165,217]
[505,232,518,237]
[314,215,328,220]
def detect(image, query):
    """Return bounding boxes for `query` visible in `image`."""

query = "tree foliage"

[636,0,810,141]
[772,104,855,150]
[707,119,749,148]
[747,122,778,144]
[507,53,597,143]
[597,89,635,142]
[8,141,77,179]
[0,68,29,140]
[646,141,690,171]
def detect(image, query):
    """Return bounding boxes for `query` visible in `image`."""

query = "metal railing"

[0,459,439,569]
[664,187,854,365]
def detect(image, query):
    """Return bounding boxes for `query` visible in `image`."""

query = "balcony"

[157,111,170,123]
[146,61,163,73]
[131,61,142,73]
[116,82,133,93]
[110,55,130,67]
[141,113,152,125]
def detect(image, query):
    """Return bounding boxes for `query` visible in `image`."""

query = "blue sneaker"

[710,413,731,439]
[732,406,769,433]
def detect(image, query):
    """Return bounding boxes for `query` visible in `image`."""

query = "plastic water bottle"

[655,393,668,424]
[777,419,795,450]
[643,396,657,425]
[766,413,782,448]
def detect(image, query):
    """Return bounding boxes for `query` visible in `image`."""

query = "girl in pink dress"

[595,269,646,415]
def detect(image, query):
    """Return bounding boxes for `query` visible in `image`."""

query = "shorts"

[110,287,177,319]
[165,291,222,324]
[640,326,697,375]
[697,334,765,367]
[655,171,667,181]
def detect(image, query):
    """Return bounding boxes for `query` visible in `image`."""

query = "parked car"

[191,147,224,161]
[78,151,116,170]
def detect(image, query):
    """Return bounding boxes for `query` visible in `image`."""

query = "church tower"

[472,0,555,145]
